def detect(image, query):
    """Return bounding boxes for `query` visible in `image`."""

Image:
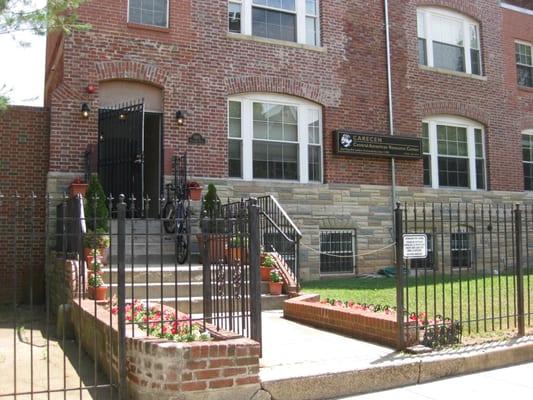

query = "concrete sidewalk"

[259,310,533,400]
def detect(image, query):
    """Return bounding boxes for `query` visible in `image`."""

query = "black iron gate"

[98,101,145,212]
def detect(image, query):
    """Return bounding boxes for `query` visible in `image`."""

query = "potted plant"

[87,260,102,279]
[84,175,109,232]
[226,234,249,264]
[69,176,88,198]
[197,184,226,262]
[187,181,203,201]
[269,269,283,296]
[261,254,276,281]
[83,229,109,263]
[87,273,107,301]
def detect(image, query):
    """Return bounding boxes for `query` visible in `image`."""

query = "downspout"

[384,0,397,231]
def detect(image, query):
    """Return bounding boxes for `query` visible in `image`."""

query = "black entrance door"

[98,101,144,212]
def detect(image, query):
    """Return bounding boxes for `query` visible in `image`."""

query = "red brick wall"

[0,106,50,303]
[46,0,525,191]
[502,6,533,138]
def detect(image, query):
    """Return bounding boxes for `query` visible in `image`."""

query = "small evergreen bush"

[85,175,109,232]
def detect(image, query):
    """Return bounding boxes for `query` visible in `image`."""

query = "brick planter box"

[71,299,261,400]
[284,294,418,349]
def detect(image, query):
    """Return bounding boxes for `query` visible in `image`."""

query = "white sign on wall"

[403,234,428,259]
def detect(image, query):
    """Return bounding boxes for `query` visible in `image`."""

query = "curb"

[260,336,533,400]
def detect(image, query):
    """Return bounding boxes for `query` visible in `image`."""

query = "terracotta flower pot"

[188,187,202,201]
[88,286,107,301]
[260,267,272,282]
[69,183,88,198]
[269,282,283,296]
[225,247,249,264]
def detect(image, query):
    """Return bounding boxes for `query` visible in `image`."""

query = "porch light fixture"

[81,103,90,118]
[176,110,185,126]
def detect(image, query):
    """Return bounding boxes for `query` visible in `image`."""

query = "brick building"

[3,0,531,285]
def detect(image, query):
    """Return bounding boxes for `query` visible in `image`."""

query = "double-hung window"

[523,130,533,191]
[228,0,320,46]
[228,94,322,183]
[417,7,481,75]
[128,0,169,28]
[516,42,533,88]
[422,116,486,190]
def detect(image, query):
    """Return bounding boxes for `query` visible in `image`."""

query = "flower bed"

[110,299,211,342]
[284,294,418,348]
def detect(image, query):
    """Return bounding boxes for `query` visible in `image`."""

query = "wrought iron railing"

[222,195,302,284]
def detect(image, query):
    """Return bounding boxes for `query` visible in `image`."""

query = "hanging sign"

[334,131,422,159]
[403,234,428,259]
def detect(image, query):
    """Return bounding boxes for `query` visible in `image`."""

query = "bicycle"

[162,183,189,264]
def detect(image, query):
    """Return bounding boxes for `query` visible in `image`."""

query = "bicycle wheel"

[163,202,176,234]
[176,222,188,264]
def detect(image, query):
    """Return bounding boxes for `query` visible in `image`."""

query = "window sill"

[419,65,487,81]
[424,186,487,192]
[517,85,533,93]
[227,177,324,185]
[227,32,327,53]
[127,22,170,33]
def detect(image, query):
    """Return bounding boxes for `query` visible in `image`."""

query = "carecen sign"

[334,131,422,159]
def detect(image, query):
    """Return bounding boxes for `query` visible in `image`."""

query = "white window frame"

[523,129,533,191]
[417,7,481,75]
[127,0,170,28]
[233,0,320,46]
[423,115,486,190]
[228,93,323,183]
[516,40,533,87]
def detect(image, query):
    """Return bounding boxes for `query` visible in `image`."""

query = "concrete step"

[101,264,204,284]
[107,282,204,298]
[115,294,288,314]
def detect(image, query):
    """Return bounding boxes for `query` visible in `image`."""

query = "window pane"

[476,159,485,189]
[253,141,299,180]
[309,145,321,182]
[229,2,242,33]
[524,163,533,191]
[517,65,533,87]
[438,157,469,187]
[432,15,463,46]
[252,8,296,42]
[306,0,317,15]
[523,135,533,162]
[228,139,242,178]
[254,0,295,11]
[129,0,167,27]
[475,129,483,158]
[253,102,298,141]
[309,110,320,145]
[229,119,241,138]
[419,38,427,65]
[423,155,431,186]
[471,49,481,75]
[320,230,355,274]
[417,11,425,39]
[451,232,471,268]
[469,25,479,49]
[433,41,465,72]
[229,101,241,119]
[306,16,317,46]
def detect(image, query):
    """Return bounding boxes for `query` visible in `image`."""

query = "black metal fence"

[395,202,533,349]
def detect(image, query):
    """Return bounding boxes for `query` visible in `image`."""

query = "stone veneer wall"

[46,173,533,281]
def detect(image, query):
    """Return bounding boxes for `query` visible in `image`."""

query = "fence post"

[117,195,127,400]
[248,198,262,351]
[201,213,212,322]
[514,204,525,337]
[395,202,405,350]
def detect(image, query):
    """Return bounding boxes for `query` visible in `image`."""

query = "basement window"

[319,230,356,275]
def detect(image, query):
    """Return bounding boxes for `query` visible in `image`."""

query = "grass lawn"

[302,273,533,335]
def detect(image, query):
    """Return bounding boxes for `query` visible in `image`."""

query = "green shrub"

[85,175,109,232]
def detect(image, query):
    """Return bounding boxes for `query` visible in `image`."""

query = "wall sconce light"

[119,111,127,120]
[81,103,90,118]
[176,110,185,126]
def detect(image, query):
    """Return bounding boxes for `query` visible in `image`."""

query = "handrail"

[257,195,302,238]
[260,210,296,244]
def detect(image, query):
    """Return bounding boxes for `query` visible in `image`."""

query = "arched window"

[417,7,481,75]
[422,116,486,190]
[522,129,533,190]
[228,93,322,183]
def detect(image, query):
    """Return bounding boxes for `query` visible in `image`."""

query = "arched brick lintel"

[95,61,168,88]
[416,1,481,22]
[421,101,491,127]
[225,76,341,107]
